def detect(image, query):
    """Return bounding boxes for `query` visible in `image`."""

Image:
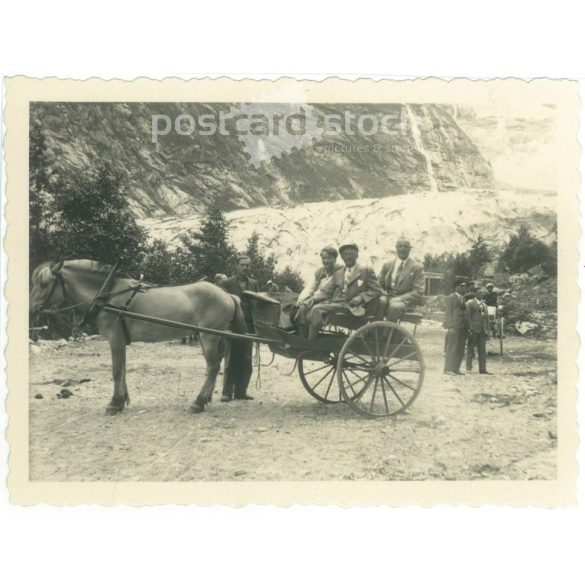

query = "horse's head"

[29,260,66,313]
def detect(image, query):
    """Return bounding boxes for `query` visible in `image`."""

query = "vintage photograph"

[4,78,579,504]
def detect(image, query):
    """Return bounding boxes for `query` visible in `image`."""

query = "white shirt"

[343,264,357,293]
[390,260,404,289]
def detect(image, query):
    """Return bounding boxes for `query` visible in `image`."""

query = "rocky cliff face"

[32,102,494,218]
[141,189,556,282]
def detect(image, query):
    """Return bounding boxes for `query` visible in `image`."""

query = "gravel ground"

[28,325,557,481]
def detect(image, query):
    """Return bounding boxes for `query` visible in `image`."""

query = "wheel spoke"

[358,332,377,359]
[303,363,333,376]
[387,336,409,360]
[382,327,394,359]
[323,368,336,400]
[346,350,372,365]
[379,376,390,414]
[342,370,370,397]
[383,375,406,407]
[374,326,381,359]
[369,376,379,411]
[312,366,335,391]
[345,369,371,390]
[387,372,417,393]
[387,350,419,368]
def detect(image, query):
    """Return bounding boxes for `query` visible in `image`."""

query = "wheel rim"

[298,353,341,403]
[337,321,424,417]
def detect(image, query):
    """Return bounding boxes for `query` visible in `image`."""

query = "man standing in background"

[465,287,491,374]
[443,278,468,375]
[484,283,499,338]
[219,255,259,401]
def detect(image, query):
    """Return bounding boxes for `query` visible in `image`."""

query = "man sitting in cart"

[305,243,382,339]
[294,245,344,337]
[378,236,425,322]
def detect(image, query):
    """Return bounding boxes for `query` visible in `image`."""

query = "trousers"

[444,329,466,373]
[466,332,487,372]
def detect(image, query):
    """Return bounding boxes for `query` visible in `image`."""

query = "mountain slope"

[32,102,494,218]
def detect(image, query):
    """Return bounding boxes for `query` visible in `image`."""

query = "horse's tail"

[230,295,248,337]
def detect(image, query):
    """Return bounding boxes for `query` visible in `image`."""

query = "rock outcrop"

[32,102,494,218]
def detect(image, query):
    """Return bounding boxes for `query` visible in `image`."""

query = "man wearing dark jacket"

[443,278,467,375]
[465,288,491,374]
[219,255,259,401]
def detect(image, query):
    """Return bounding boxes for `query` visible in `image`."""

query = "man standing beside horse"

[219,255,259,401]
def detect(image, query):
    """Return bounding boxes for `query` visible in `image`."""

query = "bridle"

[44,263,68,307]
[37,261,88,314]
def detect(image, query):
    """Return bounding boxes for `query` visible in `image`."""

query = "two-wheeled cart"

[100,290,425,419]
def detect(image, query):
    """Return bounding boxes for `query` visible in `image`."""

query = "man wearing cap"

[443,278,468,375]
[465,287,491,374]
[379,237,425,322]
[306,243,382,339]
[219,255,259,401]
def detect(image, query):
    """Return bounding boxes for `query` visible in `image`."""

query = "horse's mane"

[65,259,114,274]
[32,259,116,286]
[32,261,55,286]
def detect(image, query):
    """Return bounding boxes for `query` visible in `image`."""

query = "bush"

[499,226,556,276]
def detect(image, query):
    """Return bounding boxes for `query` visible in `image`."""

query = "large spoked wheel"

[298,352,342,403]
[337,321,424,418]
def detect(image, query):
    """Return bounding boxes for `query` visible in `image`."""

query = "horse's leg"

[106,330,128,415]
[190,333,221,414]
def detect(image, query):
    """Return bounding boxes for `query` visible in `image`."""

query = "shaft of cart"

[101,305,283,346]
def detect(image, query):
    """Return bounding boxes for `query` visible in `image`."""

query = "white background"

[1,2,584,584]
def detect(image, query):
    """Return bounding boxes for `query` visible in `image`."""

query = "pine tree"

[245,231,275,288]
[468,235,492,277]
[174,208,237,283]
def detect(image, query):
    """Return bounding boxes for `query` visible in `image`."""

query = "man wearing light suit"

[379,237,425,322]
[307,243,382,339]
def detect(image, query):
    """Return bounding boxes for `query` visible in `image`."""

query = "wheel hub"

[374,362,389,377]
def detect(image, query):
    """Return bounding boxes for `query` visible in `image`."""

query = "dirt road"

[28,324,557,481]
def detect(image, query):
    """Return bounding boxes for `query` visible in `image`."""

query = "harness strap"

[102,285,146,346]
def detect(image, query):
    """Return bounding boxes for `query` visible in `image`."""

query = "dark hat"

[348,305,366,317]
[455,277,468,286]
[339,243,359,254]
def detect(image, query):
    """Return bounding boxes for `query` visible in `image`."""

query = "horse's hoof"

[189,403,204,414]
[105,404,123,415]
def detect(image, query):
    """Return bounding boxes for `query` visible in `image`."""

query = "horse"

[29,259,248,415]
